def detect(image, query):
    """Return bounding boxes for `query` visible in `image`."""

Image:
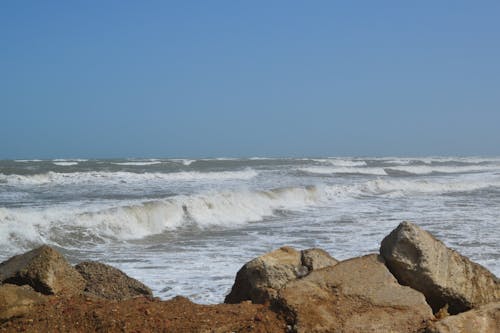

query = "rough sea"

[0,157,499,303]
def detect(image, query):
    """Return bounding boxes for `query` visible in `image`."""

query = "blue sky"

[1,1,499,158]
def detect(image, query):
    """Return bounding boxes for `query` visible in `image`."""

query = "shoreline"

[1,221,499,332]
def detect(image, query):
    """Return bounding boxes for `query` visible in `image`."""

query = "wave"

[386,165,500,175]
[0,185,324,249]
[310,159,367,167]
[0,169,258,186]
[300,166,387,176]
[1,175,499,252]
[53,162,79,166]
[111,161,163,166]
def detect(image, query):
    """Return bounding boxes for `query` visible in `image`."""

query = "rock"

[225,247,304,304]
[0,284,47,321]
[301,248,338,271]
[380,221,500,314]
[225,247,339,304]
[75,261,153,300]
[426,302,500,333]
[276,254,434,333]
[0,245,85,296]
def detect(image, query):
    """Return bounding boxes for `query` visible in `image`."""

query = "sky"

[1,1,499,158]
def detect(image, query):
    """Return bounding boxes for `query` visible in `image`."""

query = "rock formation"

[75,261,153,300]
[0,245,85,296]
[276,254,434,333]
[380,221,500,314]
[224,246,338,304]
[426,301,500,333]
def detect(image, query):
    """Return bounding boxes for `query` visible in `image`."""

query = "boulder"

[75,261,153,300]
[0,245,85,296]
[0,284,47,321]
[225,247,304,304]
[276,254,434,333]
[380,221,500,314]
[301,248,338,271]
[225,246,339,304]
[426,302,500,333]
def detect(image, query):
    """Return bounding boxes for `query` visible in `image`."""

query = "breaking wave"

[0,169,258,186]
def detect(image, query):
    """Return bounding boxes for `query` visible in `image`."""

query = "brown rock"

[0,284,47,321]
[301,248,338,270]
[380,221,500,314]
[426,302,500,333]
[75,261,152,300]
[276,254,434,333]
[0,245,85,296]
[224,246,305,304]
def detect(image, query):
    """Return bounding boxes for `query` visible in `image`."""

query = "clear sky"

[1,1,499,158]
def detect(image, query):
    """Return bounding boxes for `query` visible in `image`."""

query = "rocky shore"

[1,221,499,332]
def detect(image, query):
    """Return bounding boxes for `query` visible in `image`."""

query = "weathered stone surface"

[225,246,305,304]
[276,254,434,333]
[426,302,500,333]
[225,246,339,304]
[75,261,153,300]
[301,248,338,271]
[380,221,500,314]
[0,284,47,321]
[0,245,85,296]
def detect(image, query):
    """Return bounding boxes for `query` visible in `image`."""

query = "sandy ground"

[0,295,287,333]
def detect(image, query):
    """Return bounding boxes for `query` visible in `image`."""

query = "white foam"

[358,176,500,196]
[53,162,79,166]
[386,164,500,175]
[0,185,326,250]
[111,161,163,166]
[300,166,387,176]
[0,169,258,186]
[310,159,367,167]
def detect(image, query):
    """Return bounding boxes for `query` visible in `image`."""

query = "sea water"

[0,157,499,303]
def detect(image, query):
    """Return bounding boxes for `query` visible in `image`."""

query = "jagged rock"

[380,221,500,314]
[0,245,85,296]
[426,302,500,333]
[0,284,47,321]
[276,254,434,333]
[75,261,153,300]
[301,248,338,270]
[225,247,304,304]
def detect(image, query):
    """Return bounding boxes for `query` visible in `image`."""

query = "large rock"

[426,302,500,333]
[225,247,337,304]
[276,254,434,333]
[380,221,500,314]
[75,261,153,300]
[0,284,47,321]
[0,245,85,296]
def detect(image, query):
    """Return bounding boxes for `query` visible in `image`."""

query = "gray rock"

[75,261,152,300]
[0,245,85,296]
[276,254,434,333]
[380,221,500,314]
[426,302,500,333]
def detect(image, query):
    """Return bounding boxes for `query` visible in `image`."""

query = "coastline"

[1,221,498,332]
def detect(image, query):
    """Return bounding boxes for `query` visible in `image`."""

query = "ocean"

[0,157,499,303]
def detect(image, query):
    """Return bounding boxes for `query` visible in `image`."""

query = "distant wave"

[385,164,499,175]
[111,161,163,166]
[299,166,387,176]
[53,162,79,166]
[0,169,258,186]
